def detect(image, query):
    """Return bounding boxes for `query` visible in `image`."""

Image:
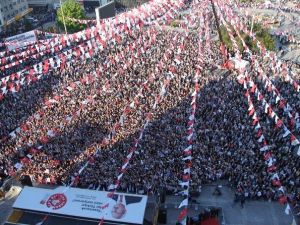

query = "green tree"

[57,0,86,33]
[24,18,33,31]
[220,22,275,53]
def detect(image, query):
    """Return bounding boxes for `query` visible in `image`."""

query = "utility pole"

[210,0,223,43]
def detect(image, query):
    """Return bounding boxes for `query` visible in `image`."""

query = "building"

[0,0,31,29]
[27,0,56,8]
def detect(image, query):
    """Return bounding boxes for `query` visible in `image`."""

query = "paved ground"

[153,183,294,225]
[197,184,292,225]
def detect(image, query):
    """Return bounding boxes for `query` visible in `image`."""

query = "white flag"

[258,135,264,143]
[179,181,189,187]
[255,123,261,130]
[292,138,300,146]
[184,168,190,173]
[272,173,279,180]
[260,145,271,152]
[282,126,291,138]
[184,146,192,152]
[189,114,195,121]
[183,156,192,161]
[284,204,290,215]
[178,198,188,208]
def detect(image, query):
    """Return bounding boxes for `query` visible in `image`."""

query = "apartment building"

[0,0,30,28]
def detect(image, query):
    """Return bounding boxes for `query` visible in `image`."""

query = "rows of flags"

[218,0,300,94]
[0,0,184,101]
[176,0,208,223]
[97,19,187,225]
[217,0,299,219]
[243,76,290,210]
[8,26,158,150]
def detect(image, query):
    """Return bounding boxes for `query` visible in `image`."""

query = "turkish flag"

[264,151,272,160]
[21,157,30,164]
[20,123,29,131]
[267,165,277,172]
[272,179,281,187]
[40,136,49,144]
[29,147,39,154]
[278,195,287,205]
[182,174,190,181]
[275,119,283,128]
[250,85,256,93]
[252,118,258,125]
[177,208,188,222]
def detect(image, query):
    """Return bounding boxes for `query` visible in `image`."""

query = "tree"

[57,0,86,33]
[24,18,33,31]
[220,22,276,53]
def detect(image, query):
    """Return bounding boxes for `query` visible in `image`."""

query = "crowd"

[0,0,299,220]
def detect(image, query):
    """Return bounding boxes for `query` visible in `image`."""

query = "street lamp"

[60,0,68,34]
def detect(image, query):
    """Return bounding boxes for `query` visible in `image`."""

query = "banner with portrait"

[13,186,148,224]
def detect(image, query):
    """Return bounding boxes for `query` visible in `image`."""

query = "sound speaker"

[158,209,167,224]
[21,175,33,187]
[161,191,166,204]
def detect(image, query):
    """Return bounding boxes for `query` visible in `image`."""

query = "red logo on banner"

[46,193,67,210]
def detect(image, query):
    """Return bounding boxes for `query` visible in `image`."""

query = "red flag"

[21,157,30,164]
[40,136,49,144]
[267,165,277,172]
[29,147,39,154]
[278,195,287,205]
[250,85,256,93]
[256,129,262,137]
[20,123,29,131]
[249,108,255,116]
[252,118,258,125]
[272,179,281,187]
[276,119,283,128]
[290,134,296,141]
[182,174,190,181]
[268,85,272,92]
[43,60,49,74]
[264,151,272,160]
[245,90,249,97]
[279,100,286,109]
[268,107,273,117]
[177,208,188,221]
[294,81,299,90]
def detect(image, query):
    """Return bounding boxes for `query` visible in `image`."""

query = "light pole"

[60,0,68,34]
[210,0,223,43]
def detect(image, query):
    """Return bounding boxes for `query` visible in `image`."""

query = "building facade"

[27,0,56,7]
[0,0,30,28]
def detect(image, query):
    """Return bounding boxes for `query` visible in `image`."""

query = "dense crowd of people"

[0,0,299,220]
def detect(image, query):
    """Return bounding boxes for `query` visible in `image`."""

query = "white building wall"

[0,0,29,27]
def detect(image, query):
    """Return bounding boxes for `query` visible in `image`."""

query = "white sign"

[13,186,147,224]
[5,30,37,51]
